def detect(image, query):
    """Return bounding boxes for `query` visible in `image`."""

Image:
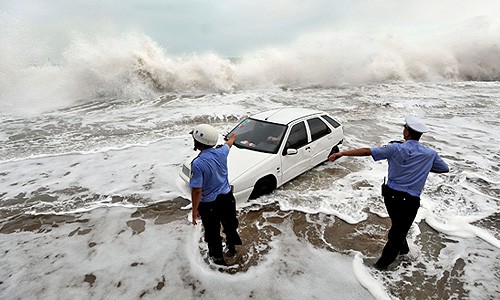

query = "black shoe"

[399,248,409,255]
[212,257,227,266]
[226,245,237,257]
[399,241,410,255]
[372,262,387,271]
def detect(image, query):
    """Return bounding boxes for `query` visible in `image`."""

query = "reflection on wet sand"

[0,213,88,234]
[239,203,479,299]
[0,197,496,299]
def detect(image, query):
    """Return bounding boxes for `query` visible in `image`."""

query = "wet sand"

[1,197,496,299]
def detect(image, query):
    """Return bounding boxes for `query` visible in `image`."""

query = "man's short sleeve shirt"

[189,144,231,202]
[370,140,448,197]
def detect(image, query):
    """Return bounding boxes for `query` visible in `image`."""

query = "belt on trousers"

[201,191,232,204]
[381,184,420,201]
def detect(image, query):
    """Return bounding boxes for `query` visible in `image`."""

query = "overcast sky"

[2,0,499,57]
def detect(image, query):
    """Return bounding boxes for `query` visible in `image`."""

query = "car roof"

[251,107,324,125]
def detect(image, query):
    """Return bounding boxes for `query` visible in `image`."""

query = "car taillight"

[182,165,190,177]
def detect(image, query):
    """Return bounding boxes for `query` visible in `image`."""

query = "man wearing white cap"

[190,124,242,266]
[328,115,449,270]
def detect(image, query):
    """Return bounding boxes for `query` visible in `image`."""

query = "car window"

[227,118,287,154]
[285,122,308,150]
[322,115,341,128]
[307,117,331,141]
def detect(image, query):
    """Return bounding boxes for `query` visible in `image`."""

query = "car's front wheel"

[249,175,277,199]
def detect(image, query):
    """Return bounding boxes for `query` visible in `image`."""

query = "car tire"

[328,145,340,156]
[249,176,277,199]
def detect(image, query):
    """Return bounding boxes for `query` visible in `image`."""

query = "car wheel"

[249,176,277,199]
[328,145,340,156]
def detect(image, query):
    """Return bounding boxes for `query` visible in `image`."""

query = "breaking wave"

[1,16,499,114]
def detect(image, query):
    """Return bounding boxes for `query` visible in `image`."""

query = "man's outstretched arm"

[328,148,372,162]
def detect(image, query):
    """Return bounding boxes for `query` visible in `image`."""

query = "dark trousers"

[198,192,242,259]
[376,185,420,268]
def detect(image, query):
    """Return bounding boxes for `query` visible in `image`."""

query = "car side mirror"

[286,148,298,155]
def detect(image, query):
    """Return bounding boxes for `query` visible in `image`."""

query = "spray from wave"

[238,16,500,86]
[0,16,499,114]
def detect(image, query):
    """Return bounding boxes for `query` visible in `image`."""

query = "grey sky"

[2,0,499,57]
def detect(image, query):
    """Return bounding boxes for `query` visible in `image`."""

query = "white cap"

[191,124,219,146]
[405,115,428,133]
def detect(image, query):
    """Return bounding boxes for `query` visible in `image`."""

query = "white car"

[179,107,344,204]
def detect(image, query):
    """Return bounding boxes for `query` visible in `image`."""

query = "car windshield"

[226,118,287,154]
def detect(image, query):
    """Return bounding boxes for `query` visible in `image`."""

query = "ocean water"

[1,23,500,299]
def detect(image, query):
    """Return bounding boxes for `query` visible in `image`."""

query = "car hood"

[227,146,273,182]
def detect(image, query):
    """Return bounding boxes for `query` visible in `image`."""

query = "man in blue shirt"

[190,124,242,266]
[328,116,449,270]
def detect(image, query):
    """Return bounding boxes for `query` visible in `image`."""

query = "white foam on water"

[0,206,375,299]
[422,208,500,249]
[0,137,194,214]
[352,253,392,300]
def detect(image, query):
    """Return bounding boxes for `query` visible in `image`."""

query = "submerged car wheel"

[249,175,277,199]
[328,145,340,156]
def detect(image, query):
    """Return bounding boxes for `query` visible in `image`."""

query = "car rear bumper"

[177,172,191,200]
[178,169,252,206]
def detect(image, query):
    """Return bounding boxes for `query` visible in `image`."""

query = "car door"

[280,121,312,184]
[307,117,334,167]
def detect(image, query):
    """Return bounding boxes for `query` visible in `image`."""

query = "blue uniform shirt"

[189,144,231,202]
[371,140,449,197]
